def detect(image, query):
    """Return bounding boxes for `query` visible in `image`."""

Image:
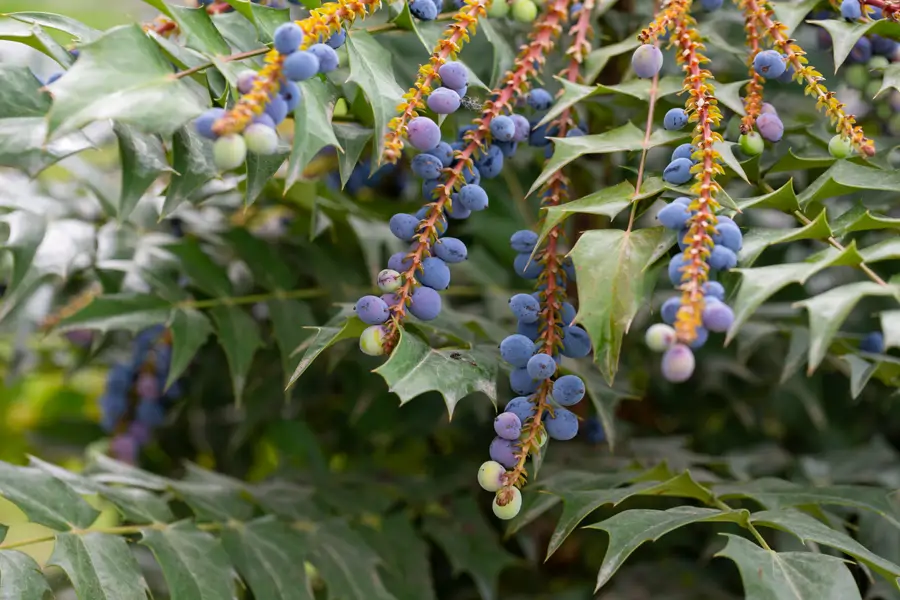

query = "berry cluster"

[193,22,343,170]
[98,326,182,464]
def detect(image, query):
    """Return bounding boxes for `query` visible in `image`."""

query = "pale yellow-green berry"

[244,124,279,155]
[359,326,386,356]
[213,134,247,171]
[645,323,677,352]
[511,0,538,22]
[487,0,510,18]
[377,269,402,293]
[477,460,505,492]
[492,486,522,520]
[828,135,853,159]
[739,132,764,156]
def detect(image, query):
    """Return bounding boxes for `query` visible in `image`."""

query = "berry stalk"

[739,0,875,156]
[740,6,764,133]
[382,0,490,164]
[638,0,692,43]
[381,0,572,352]
[862,0,900,19]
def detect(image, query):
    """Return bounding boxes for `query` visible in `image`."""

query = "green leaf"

[360,514,436,600]
[167,308,213,389]
[715,533,863,600]
[727,244,864,344]
[286,78,341,189]
[738,210,832,268]
[7,11,101,43]
[547,472,716,558]
[247,5,291,42]
[0,117,93,176]
[269,299,316,381]
[345,31,404,165]
[57,294,171,334]
[286,311,368,389]
[842,355,878,398]
[752,508,900,586]
[0,64,52,118]
[584,36,640,81]
[0,462,98,529]
[167,5,231,56]
[479,18,515,88]
[588,507,750,591]
[831,203,900,237]
[141,522,238,600]
[223,229,296,290]
[221,518,314,600]
[0,550,52,600]
[571,227,669,383]
[797,161,900,207]
[715,80,749,116]
[535,181,636,250]
[529,123,686,196]
[308,520,397,600]
[165,239,233,297]
[773,0,821,36]
[114,123,170,221]
[333,123,373,188]
[210,306,263,403]
[569,362,638,451]
[781,328,811,384]
[245,150,288,206]
[795,282,900,374]
[162,125,218,216]
[882,310,900,351]
[373,329,498,416]
[808,18,900,73]
[735,181,800,212]
[539,77,684,128]
[423,497,518,600]
[47,24,205,137]
[0,19,71,67]
[49,533,149,600]
[0,211,45,296]
[768,149,836,174]
[715,141,751,184]
[878,62,900,96]
[716,478,900,530]
[861,238,900,263]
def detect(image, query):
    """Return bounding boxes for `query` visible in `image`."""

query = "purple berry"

[500,334,534,368]
[510,367,539,394]
[325,29,346,49]
[194,108,226,140]
[237,70,257,94]
[411,153,444,180]
[526,353,556,380]
[427,87,461,114]
[513,253,541,279]
[280,81,302,112]
[490,437,518,468]
[438,61,468,89]
[389,213,419,241]
[841,0,862,20]
[458,184,489,211]
[426,141,454,167]
[410,0,438,19]
[703,281,725,301]
[510,230,538,253]
[757,113,784,142]
[509,293,540,323]
[860,332,884,353]
[671,143,696,163]
[632,44,663,79]
[355,295,390,325]
[434,237,467,263]
[753,50,786,79]
[657,202,691,230]
[709,245,737,271]
[552,375,585,406]
[388,251,413,272]
[510,114,531,142]
[475,144,503,179]
[702,299,734,332]
[661,343,695,382]
[560,325,591,358]
[409,286,442,320]
[663,157,694,185]
[668,252,689,285]
[494,412,523,440]
[419,256,450,290]
[283,51,320,81]
[273,23,304,55]
[308,43,339,73]
[545,407,578,440]
[527,88,553,111]
[661,297,681,324]
[408,117,442,151]
[490,116,516,142]
[663,108,688,130]
[505,396,535,423]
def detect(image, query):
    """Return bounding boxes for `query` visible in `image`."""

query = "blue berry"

[509,293,540,323]
[419,256,450,290]
[410,0,438,19]
[411,153,444,180]
[709,245,737,271]
[390,213,419,241]
[663,157,694,185]
[663,108,688,130]
[434,237,467,263]
[526,353,556,380]
[552,375,585,406]
[511,114,531,142]
[513,253,542,279]
[528,88,553,111]
[490,116,516,142]
[426,141,454,167]
[237,70,257,94]
[585,417,606,443]
[560,326,591,358]
[657,202,691,230]
[702,300,734,332]
[475,145,503,179]
[841,0,862,20]
[496,141,517,158]
[283,51,320,81]
[460,164,481,185]
[280,81,302,112]
[661,297,680,324]
[494,412,522,440]
[661,343,694,382]
[427,87,461,114]
[702,281,725,301]
[713,221,742,252]
[265,94,288,124]
[560,302,576,325]
[447,200,471,220]
[308,43,339,73]
[505,396,535,423]
[388,251,412,272]
[510,230,538,253]
[860,331,885,353]
[545,407,578,440]
[632,44,663,79]
[510,367,539,394]
[517,320,539,340]
[672,143,696,163]
[326,29,346,49]
[459,184,489,211]
[753,50,786,79]
[273,23,304,55]
[849,36,873,63]
[194,108,226,140]
[690,326,709,349]
[500,334,535,367]
[408,117,442,151]
[409,286,442,320]
[668,252,689,285]
[438,61,468,89]
[701,0,723,10]
[422,178,441,200]
[757,113,784,142]
[490,437,518,468]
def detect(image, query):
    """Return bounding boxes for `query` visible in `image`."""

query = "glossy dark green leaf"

[162,125,218,216]
[269,299,316,381]
[535,180,637,250]
[571,227,670,383]
[47,24,206,137]
[584,36,640,81]
[7,11,101,43]
[223,228,296,290]
[57,294,171,334]
[333,123,374,188]
[114,123,170,220]
[49,532,149,600]
[286,78,341,188]
[245,150,288,206]
[715,533,862,600]
[344,31,404,164]
[210,305,262,403]
[735,181,800,212]
[797,161,900,207]
[167,5,231,56]
[0,117,93,176]
[479,18,515,88]
[831,203,900,237]
[588,507,749,591]
[165,239,233,297]
[287,310,367,389]
[374,329,498,416]
[423,497,518,600]
[808,18,900,73]
[715,80,749,116]
[0,19,70,67]
[0,550,52,600]
[0,64,52,118]
[861,238,900,264]
[796,282,900,373]
[141,522,238,600]
[768,149,836,174]
[738,210,832,268]
[715,141,751,184]
[167,308,213,389]
[0,462,97,529]
[878,62,900,96]
[773,0,820,36]
[221,518,314,600]
[360,514,436,600]
[529,122,686,196]
[0,211,45,296]
[308,520,397,600]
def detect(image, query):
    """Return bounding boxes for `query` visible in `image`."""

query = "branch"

[739,6,765,133]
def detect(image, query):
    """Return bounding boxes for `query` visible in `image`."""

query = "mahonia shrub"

[2,0,900,597]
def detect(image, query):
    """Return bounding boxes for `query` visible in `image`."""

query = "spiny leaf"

[535,180,637,250]
[245,150,288,207]
[808,18,900,73]
[373,329,498,416]
[287,309,367,389]
[114,123,170,221]
[0,117,93,176]
[333,123,374,188]
[0,463,98,530]
[56,294,171,334]
[167,308,213,390]
[268,299,316,383]
[738,210,832,268]
[162,125,218,216]
[735,181,800,212]
[0,65,52,118]
[286,78,341,189]
[308,520,398,600]
[831,203,900,237]
[798,161,900,207]
[209,305,263,404]
[49,533,149,600]
[165,239,233,297]
[0,211,45,296]
[0,550,52,600]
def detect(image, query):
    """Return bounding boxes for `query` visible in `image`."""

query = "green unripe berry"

[511,0,538,22]
[492,486,522,520]
[869,55,890,71]
[645,323,677,352]
[213,134,248,171]
[359,325,386,356]
[487,0,510,17]
[866,80,882,100]
[739,132,764,156]
[845,64,868,89]
[828,135,852,159]
[377,269,402,292]
[244,124,279,155]
[477,460,506,492]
